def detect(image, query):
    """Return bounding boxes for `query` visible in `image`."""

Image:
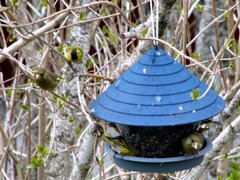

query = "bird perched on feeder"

[103,123,136,156]
[33,68,60,90]
[182,132,204,154]
[197,119,222,132]
[105,123,121,138]
[63,45,83,64]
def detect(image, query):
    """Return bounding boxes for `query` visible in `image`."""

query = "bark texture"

[45,0,98,179]
[195,0,225,59]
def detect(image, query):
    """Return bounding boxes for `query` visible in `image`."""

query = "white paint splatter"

[114,80,120,87]
[143,68,147,74]
[156,96,162,103]
[179,106,183,111]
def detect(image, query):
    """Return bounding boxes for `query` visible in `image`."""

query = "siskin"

[182,132,204,154]
[197,119,222,132]
[101,135,136,156]
[105,123,121,138]
[64,45,83,64]
[101,123,136,156]
[33,68,59,90]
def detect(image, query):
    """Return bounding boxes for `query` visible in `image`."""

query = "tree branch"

[186,115,240,180]
[114,0,177,78]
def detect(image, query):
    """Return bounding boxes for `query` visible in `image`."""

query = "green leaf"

[21,104,29,110]
[86,59,94,70]
[79,11,86,21]
[86,58,98,70]
[10,0,18,6]
[226,169,240,180]
[101,25,119,45]
[192,52,201,61]
[191,88,200,101]
[41,0,48,7]
[57,44,64,54]
[37,145,44,152]
[226,39,235,50]
[218,176,223,180]
[102,7,109,16]
[228,63,234,69]
[111,0,120,4]
[141,28,148,37]
[176,2,182,16]
[57,98,65,108]
[223,12,229,20]
[132,23,139,28]
[75,127,81,135]
[6,28,16,42]
[68,116,76,124]
[96,156,104,166]
[230,161,240,171]
[224,153,228,159]
[7,90,12,97]
[108,31,119,45]
[27,156,44,169]
[236,105,240,115]
[37,145,49,157]
[195,4,203,12]
[102,25,108,34]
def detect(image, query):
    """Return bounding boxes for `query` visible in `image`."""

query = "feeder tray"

[106,138,212,173]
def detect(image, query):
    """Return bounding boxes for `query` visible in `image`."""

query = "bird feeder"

[90,48,225,172]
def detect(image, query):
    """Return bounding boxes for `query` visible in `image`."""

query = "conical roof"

[91,48,225,126]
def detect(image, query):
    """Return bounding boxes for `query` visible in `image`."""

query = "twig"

[182,0,188,65]
[79,73,114,83]
[139,37,213,74]
[186,115,240,180]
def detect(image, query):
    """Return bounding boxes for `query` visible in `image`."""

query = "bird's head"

[106,123,121,138]
[192,141,200,150]
[71,48,78,61]
[33,68,45,80]
[91,123,104,137]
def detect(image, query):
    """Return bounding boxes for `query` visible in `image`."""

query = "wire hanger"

[150,0,159,49]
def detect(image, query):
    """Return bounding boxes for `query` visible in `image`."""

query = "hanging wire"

[150,0,159,47]
[150,0,155,41]
[155,0,159,43]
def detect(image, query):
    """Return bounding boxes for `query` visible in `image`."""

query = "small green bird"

[64,45,83,64]
[101,123,136,156]
[182,132,204,154]
[105,123,121,138]
[101,135,136,156]
[197,119,222,132]
[33,68,59,90]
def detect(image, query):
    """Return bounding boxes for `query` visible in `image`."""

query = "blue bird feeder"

[91,48,225,172]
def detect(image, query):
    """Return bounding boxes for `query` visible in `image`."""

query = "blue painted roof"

[91,48,225,126]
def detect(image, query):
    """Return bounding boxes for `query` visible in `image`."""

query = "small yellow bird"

[101,135,136,156]
[197,119,222,132]
[182,132,204,154]
[105,123,121,138]
[33,68,59,90]
[101,123,136,156]
[64,45,83,64]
